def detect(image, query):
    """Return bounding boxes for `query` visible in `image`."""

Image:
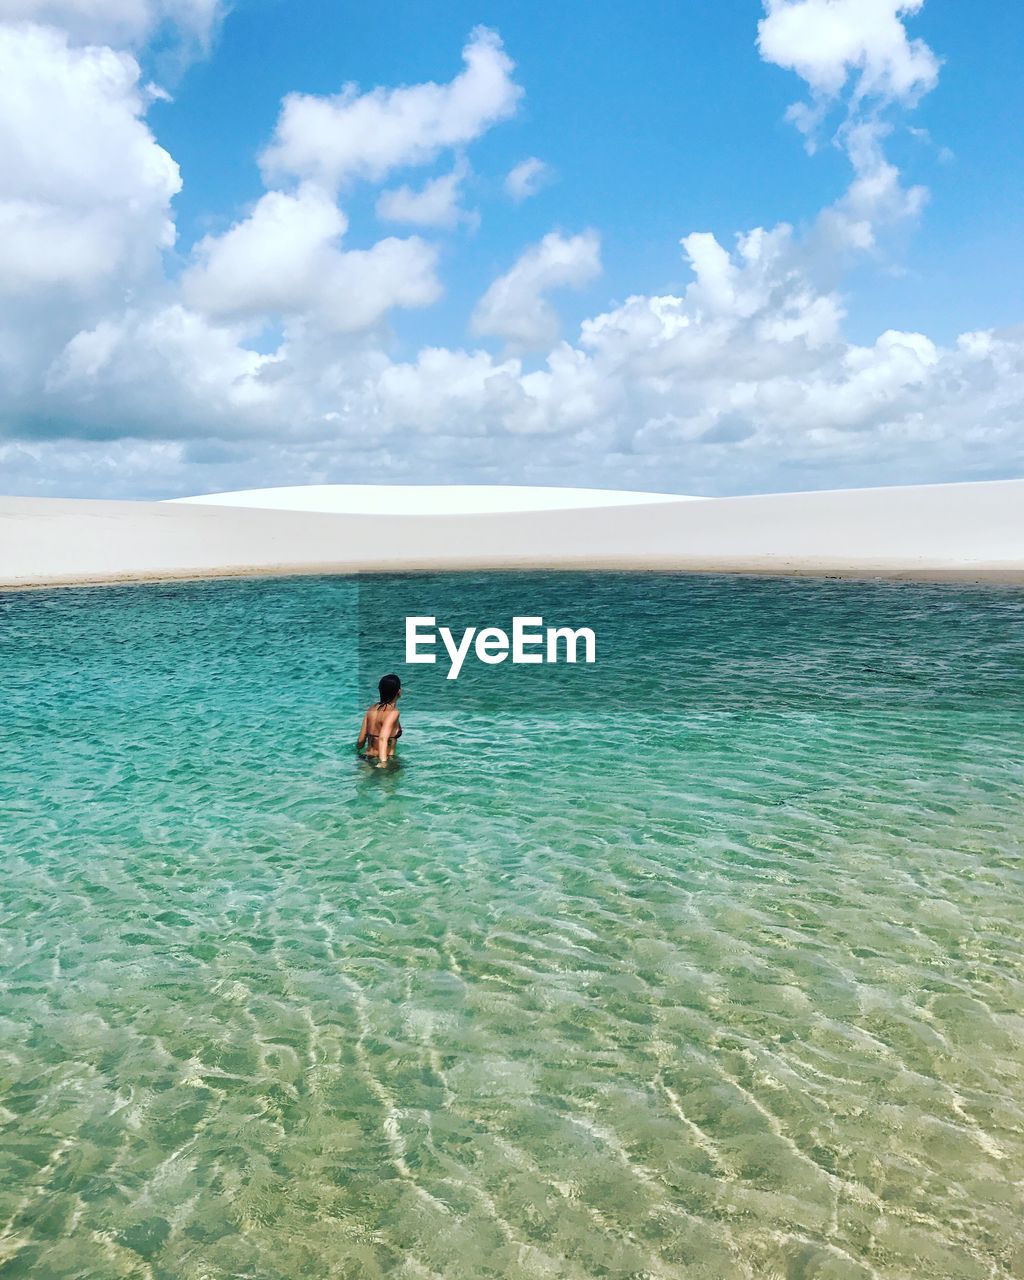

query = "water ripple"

[0,573,1022,1278]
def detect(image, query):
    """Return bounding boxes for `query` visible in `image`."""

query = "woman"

[357,673,403,767]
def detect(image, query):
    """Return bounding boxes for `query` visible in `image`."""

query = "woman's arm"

[356,709,369,751]
[376,708,400,766]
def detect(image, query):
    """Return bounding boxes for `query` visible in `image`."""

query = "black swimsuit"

[365,703,402,752]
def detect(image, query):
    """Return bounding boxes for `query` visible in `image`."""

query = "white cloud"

[757,0,936,267]
[317,236,442,331]
[504,157,552,202]
[25,195,1024,496]
[375,347,524,434]
[358,227,1022,484]
[28,184,1024,492]
[578,225,847,394]
[260,26,522,190]
[183,185,441,332]
[471,230,602,349]
[2,7,1023,501]
[45,304,280,423]
[183,186,348,319]
[375,159,474,228]
[0,0,224,50]
[816,120,927,254]
[0,22,179,295]
[757,0,940,109]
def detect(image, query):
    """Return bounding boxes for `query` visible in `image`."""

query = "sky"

[0,0,1022,499]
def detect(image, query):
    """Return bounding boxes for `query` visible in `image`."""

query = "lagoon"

[1,573,1022,1278]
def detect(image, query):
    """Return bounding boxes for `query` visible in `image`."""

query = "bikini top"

[365,726,402,744]
[366,704,402,744]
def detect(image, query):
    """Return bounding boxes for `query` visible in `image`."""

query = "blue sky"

[153,0,1023,346]
[0,0,1022,497]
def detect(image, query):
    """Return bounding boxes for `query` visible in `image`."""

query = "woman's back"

[358,673,403,766]
[364,701,401,743]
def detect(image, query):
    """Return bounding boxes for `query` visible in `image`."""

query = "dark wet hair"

[377,673,401,706]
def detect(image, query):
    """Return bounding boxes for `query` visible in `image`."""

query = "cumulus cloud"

[30,198,1024,493]
[2,6,1023,501]
[375,159,475,228]
[579,230,905,427]
[183,186,348,318]
[260,26,522,190]
[471,230,602,349]
[815,119,927,254]
[0,436,189,498]
[504,156,552,202]
[758,0,938,270]
[0,17,183,422]
[45,305,282,429]
[36,265,1024,497]
[758,0,940,116]
[0,0,224,52]
[0,23,179,295]
[182,185,441,332]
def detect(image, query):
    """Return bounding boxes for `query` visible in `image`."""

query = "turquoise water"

[1,572,1022,1280]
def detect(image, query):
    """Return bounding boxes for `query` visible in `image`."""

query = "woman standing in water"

[357,673,403,768]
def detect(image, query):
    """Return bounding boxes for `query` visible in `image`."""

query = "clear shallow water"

[1,573,1023,1280]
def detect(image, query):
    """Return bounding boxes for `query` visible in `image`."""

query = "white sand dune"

[170,484,695,515]
[1,480,1023,588]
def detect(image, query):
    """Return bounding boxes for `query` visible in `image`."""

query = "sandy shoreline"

[4,562,1024,593]
[2,479,1023,589]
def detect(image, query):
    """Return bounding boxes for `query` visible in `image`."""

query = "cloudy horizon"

[0,0,1021,499]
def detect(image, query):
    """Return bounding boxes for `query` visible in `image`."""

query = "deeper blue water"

[1,572,1022,1279]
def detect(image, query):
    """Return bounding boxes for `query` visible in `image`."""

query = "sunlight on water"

[1,574,1022,1279]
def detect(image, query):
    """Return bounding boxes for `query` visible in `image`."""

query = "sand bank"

[169,483,695,516]
[1,480,1023,588]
